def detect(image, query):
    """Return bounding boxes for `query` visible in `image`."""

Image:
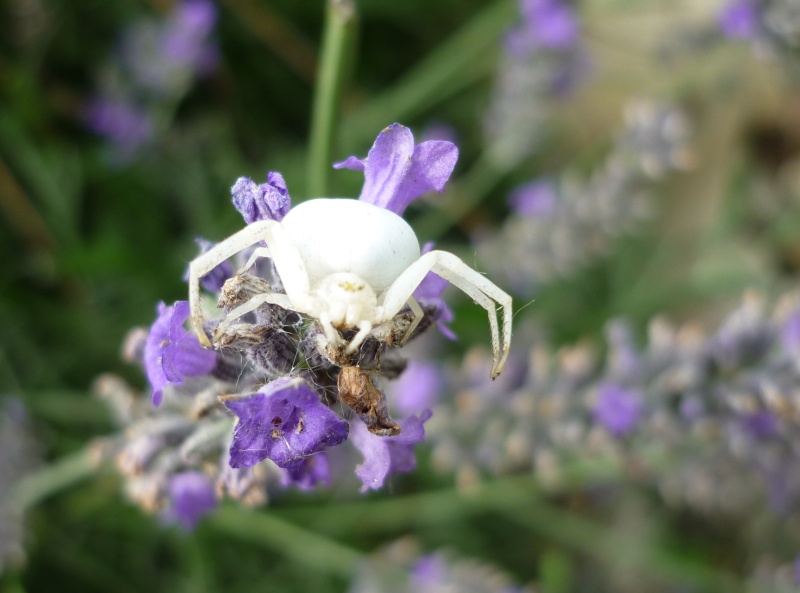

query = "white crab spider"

[188,198,512,378]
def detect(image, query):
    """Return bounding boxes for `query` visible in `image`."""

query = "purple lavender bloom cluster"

[485,0,587,161]
[480,100,693,296]
[347,538,536,593]
[98,124,459,528]
[428,291,800,517]
[84,0,218,160]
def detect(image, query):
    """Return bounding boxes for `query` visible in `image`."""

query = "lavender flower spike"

[144,301,217,406]
[334,123,458,216]
[225,377,349,470]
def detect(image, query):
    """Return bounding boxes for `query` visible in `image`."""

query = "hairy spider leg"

[380,250,512,379]
[188,219,311,347]
[214,292,296,337]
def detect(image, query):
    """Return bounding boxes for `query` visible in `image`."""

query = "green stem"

[210,505,364,577]
[340,0,516,150]
[13,447,99,512]
[307,0,356,198]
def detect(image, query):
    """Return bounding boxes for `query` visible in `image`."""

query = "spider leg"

[381,251,512,378]
[215,292,295,338]
[240,247,271,274]
[345,320,373,355]
[188,220,311,347]
[398,297,424,346]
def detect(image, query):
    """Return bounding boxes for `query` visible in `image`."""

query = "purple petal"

[143,301,216,406]
[332,155,366,171]
[350,410,432,491]
[225,378,349,469]
[336,124,458,216]
[163,471,217,530]
[281,453,331,490]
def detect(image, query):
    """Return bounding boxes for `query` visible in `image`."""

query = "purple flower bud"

[334,123,458,216]
[592,383,643,437]
[144,301,217,406]
[163,471,217,530]
[83,97,153,156]
[225,377,349,470]
[350,410,432,492]
[231,172,292,224]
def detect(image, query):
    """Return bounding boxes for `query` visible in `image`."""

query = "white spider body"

[189,197,512,378]
[282,199,420,291]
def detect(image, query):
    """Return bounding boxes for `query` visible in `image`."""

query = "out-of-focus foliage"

[4,0,800,592]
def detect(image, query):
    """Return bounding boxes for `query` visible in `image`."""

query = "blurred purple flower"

[718,0,759,39]
[508,180,558,217]
[506,0,580,56]
[350,410,432,491]
[84,97,153,155]
[225,377,349,470]
[144,301,217,406]
[334,123,459,216]
[781,310,800,356]
[741,410,778,440]
[391,361,443,416]
[163,471,217,529]
[592,383,643,437]
[231,172,292,224]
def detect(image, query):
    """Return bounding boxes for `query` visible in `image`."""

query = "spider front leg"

[381,251,512,379]
[188,220,311,347]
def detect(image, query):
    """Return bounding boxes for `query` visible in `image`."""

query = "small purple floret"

[592,384,643,437]
[84,97,154,155]
[506,0,580,56]
[718,0,759,40]
[334,123,458,216]
[508,180,558,217]
[281,453,331,490]
[225,378,349,470]
[350,410,432,492]
[231,172,292,224]
[163,471,217,530]
[144,301,217,406]
[741,410,778,440]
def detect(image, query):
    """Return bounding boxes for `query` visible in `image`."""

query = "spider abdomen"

[281,199,421,291]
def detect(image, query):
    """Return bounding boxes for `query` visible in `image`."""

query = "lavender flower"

[719,0,760,39]
[592,384,643,437]
[144,301,217,406]
[350,410,432,492]
[334,123,459,215]
[224,377,349,470]
[98,123,466,526]
[480,100,692,296]
[428,291,800,518]
[162,471,217,530]
[231,172,292,224]
[348,539,536,593]
[85,0,218,159]
[485,0,587,161]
